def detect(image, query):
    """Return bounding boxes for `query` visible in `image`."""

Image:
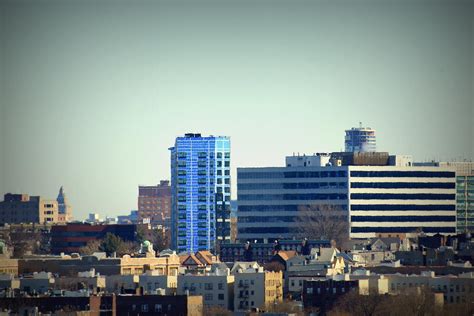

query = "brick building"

[138,181,172,226]
[50,223,142,254]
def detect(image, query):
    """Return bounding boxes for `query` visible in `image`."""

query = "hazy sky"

[1,0,473,220]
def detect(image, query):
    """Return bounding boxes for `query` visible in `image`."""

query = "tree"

[329,289,388,316]
[99,233,124,256]
[295,204,349,246]
[264,300,305,315]
[79,239,101,255]
[264,261,285,272]
[150,228,171,252]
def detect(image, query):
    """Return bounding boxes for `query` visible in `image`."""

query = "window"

[205,293,213,301]
[205,283,213,290]
[307,288,313,294]
[218,283,224,290]
[218,293,225,300]
[142,304,148,312]
[155,304,162,312]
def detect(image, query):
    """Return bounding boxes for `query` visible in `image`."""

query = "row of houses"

[0,261,283,312]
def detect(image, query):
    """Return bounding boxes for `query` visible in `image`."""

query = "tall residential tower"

[169,133,231,253]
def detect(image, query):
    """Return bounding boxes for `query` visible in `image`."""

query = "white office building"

[237,158,457,240]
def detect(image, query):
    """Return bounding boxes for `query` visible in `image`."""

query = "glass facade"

[237,166,349,242]
[170,134,231,253]
[456,176,474,233]
[344,127,376,152]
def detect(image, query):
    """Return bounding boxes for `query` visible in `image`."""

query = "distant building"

[177,264,234,310]
[0,295,203,316]
[0,193,63,225]
[302,279,359,312]
[415,161,474,233]
[138,180,172,226]
[56,186,73,222]
[232,262,283,311]
[86,213,101,223]
[19,252,181,276]
[219,240,330,263]
[169,133,231,253]
[345,124,376,152]
[238,156,457,241]
[50,223,143,254]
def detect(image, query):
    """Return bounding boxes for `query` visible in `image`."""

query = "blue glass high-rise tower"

[169,133,231,253]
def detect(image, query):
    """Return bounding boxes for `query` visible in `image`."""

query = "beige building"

[53,270,106,294]
[105,274,139,293]
[139,270,177,295]
[177,264,234,310]
[0,258,18,275]
[232,262,283,311]
[337,270,474,305]
[0,194,64,225]
[19,252,181,277]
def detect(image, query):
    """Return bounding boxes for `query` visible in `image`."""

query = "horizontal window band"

[350,171,455,178]
[350,193,455,200]
[351,216,456,222]
[351,227,456,233]
[350,182,455,189]
[351,204,455,211]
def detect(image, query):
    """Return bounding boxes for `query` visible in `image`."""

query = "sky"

[1,0,473,220]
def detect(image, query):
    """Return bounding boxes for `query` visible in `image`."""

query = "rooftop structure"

[345,123,376,152]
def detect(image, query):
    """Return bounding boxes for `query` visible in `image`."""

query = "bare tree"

[79,239,101,255]
[263,300,305,315]
[295,204,349,246]
[264,261,285,272]
[329,289,388,316]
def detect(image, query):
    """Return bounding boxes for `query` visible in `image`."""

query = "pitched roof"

[196,251,213,265]
[318,248,339,262]
[182,254,204,266]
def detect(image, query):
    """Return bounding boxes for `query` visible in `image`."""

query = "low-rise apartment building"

[19,252,180,276]
[177,265,234,310]
[139,270,177,295]
[0,194,62,225]
[232,262,283,311]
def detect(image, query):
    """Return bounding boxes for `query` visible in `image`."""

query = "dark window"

[351,182,455,189]
[350,171,455,178]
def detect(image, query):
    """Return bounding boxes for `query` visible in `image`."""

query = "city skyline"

[1,0,473,219]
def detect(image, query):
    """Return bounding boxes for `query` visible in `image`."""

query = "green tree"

[99,233,123,256]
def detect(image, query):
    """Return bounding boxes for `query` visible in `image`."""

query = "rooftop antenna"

[359,121,362,128]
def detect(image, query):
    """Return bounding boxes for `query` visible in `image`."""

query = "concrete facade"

[0,194,62,225]
[232,263,282,311]
[238,164,456,240]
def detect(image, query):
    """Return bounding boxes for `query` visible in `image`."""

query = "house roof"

[318,248,339,262]
[370,237,401,246]
[182,254,204,266]
[196,251,213,265]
